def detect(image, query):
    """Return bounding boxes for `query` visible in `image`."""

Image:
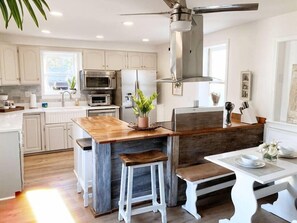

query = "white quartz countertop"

[0,104,120,132]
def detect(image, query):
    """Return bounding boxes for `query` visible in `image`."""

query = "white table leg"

[219,173,257,223]
[262,175,297,222]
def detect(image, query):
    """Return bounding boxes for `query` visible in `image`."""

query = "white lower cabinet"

[23,113,44,154]
[45,123,73,151]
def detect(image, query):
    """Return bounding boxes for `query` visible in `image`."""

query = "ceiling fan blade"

[120,11,170,16]
[193,3,259,14]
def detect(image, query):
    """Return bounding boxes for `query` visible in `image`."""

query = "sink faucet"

[61,91,72,107]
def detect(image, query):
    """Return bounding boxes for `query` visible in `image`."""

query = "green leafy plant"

[132,89,158,117]
[0,0,50,30]
[67,76,76,90]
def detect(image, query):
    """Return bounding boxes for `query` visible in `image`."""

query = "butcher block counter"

[73,116,175,143]
[72,115,264,216]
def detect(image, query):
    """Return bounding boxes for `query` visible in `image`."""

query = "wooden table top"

[72,116,175,144]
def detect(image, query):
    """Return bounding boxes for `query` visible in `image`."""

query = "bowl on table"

[240,154,260,166]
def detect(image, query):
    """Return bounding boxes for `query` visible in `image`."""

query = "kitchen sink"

[44,106,87,124]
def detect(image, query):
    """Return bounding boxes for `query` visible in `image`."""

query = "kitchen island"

[72,115,264,216]
[72,116,175,216]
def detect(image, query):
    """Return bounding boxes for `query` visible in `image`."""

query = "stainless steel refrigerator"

[115,69,157,124]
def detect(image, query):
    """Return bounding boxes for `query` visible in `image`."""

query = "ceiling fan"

[121,0,259,32]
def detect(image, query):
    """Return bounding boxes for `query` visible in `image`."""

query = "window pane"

[41,51,81,96]
[209,45,227,81]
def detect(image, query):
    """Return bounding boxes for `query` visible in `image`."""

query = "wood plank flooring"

[0,150,288,223]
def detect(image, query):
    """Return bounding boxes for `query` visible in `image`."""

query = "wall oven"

[80,69,116,90]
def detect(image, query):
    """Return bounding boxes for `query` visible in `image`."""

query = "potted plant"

[132,89,158,128]
[68,76,77,93]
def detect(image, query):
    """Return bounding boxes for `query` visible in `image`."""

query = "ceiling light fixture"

[41,30,51,34]
[50,11,63,17]
[123,21,134,26]
[96,35,104,39]
[170,21,191,32]
[142,38,149,42]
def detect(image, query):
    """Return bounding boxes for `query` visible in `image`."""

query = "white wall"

[157,10,297,121]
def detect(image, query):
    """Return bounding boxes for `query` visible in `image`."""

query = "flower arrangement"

[258,140,279,161]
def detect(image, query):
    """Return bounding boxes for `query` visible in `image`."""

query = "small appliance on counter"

[88,94,111,106]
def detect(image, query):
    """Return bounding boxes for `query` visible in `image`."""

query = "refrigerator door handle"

[135,80,139,93]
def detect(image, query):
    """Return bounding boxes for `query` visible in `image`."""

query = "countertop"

[72,116,175,144]
[0,104,119,133]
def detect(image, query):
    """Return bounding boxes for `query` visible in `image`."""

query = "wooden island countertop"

[72,116,175,143]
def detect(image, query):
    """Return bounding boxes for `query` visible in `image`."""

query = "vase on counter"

[211,92,221,106]
[138,116,149,128]
[225,102,235,126]
[258,141,279,162]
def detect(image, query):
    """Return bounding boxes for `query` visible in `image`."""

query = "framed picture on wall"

[240,71,252,100]
[172,82,183,96]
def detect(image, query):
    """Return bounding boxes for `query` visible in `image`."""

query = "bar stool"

[118,150,168,223]
[76,138,92,207]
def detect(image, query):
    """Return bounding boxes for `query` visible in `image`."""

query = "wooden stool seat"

[119,150,168,166]
[76,138,92,150]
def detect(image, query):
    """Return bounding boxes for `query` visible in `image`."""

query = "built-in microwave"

[80,69,116,90]
[88,94,111,106]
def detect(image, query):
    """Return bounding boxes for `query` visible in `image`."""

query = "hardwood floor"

[0,151,288,223]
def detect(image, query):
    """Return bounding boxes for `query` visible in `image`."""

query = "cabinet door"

[0,45,19,85]
[83,49,105,69]
[105,51,127,70]
[19,46,41,85]
[45,124,67,150]
[142,53,157,69]
[67,123,73,148]
[127,52,143,69]
[23,114,42,154]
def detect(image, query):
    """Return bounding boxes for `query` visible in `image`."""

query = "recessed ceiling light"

[142,38,149,42]
[50,11,63,17]
[41,30,51,34]
[96,35,104,39]
[123,21,134,26]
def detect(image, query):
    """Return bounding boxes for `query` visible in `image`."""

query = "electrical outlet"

[25,91,31,97]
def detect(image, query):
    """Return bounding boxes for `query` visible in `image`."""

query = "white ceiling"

[1,0,297,45]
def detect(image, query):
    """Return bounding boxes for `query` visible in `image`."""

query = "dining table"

[205,147,297,223]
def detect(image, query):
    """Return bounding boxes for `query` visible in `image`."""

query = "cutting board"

[0,106,25,112]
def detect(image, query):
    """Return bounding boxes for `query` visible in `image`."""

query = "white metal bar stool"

[118,150,168,223]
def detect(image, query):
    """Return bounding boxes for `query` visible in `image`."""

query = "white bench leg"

[77,181,82,193]
[182,181,201,220]
[82,152,88,207]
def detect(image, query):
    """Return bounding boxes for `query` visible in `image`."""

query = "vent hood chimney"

[158,15,213,83]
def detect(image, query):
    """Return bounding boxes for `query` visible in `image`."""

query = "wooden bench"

[176,163,235,220]
[76,138,92,207]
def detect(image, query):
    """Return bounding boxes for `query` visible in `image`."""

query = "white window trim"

[40,49,82,99]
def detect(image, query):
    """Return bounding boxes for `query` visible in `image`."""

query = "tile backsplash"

[0,85,88,103]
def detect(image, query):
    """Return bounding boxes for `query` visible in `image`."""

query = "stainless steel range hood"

[158,15,213,83]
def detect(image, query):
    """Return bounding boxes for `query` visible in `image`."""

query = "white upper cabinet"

[0,45,19,85]
[105,51,127,70]
[83,49,105,69]
[128,52,157,70]
[18,46,41,85]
